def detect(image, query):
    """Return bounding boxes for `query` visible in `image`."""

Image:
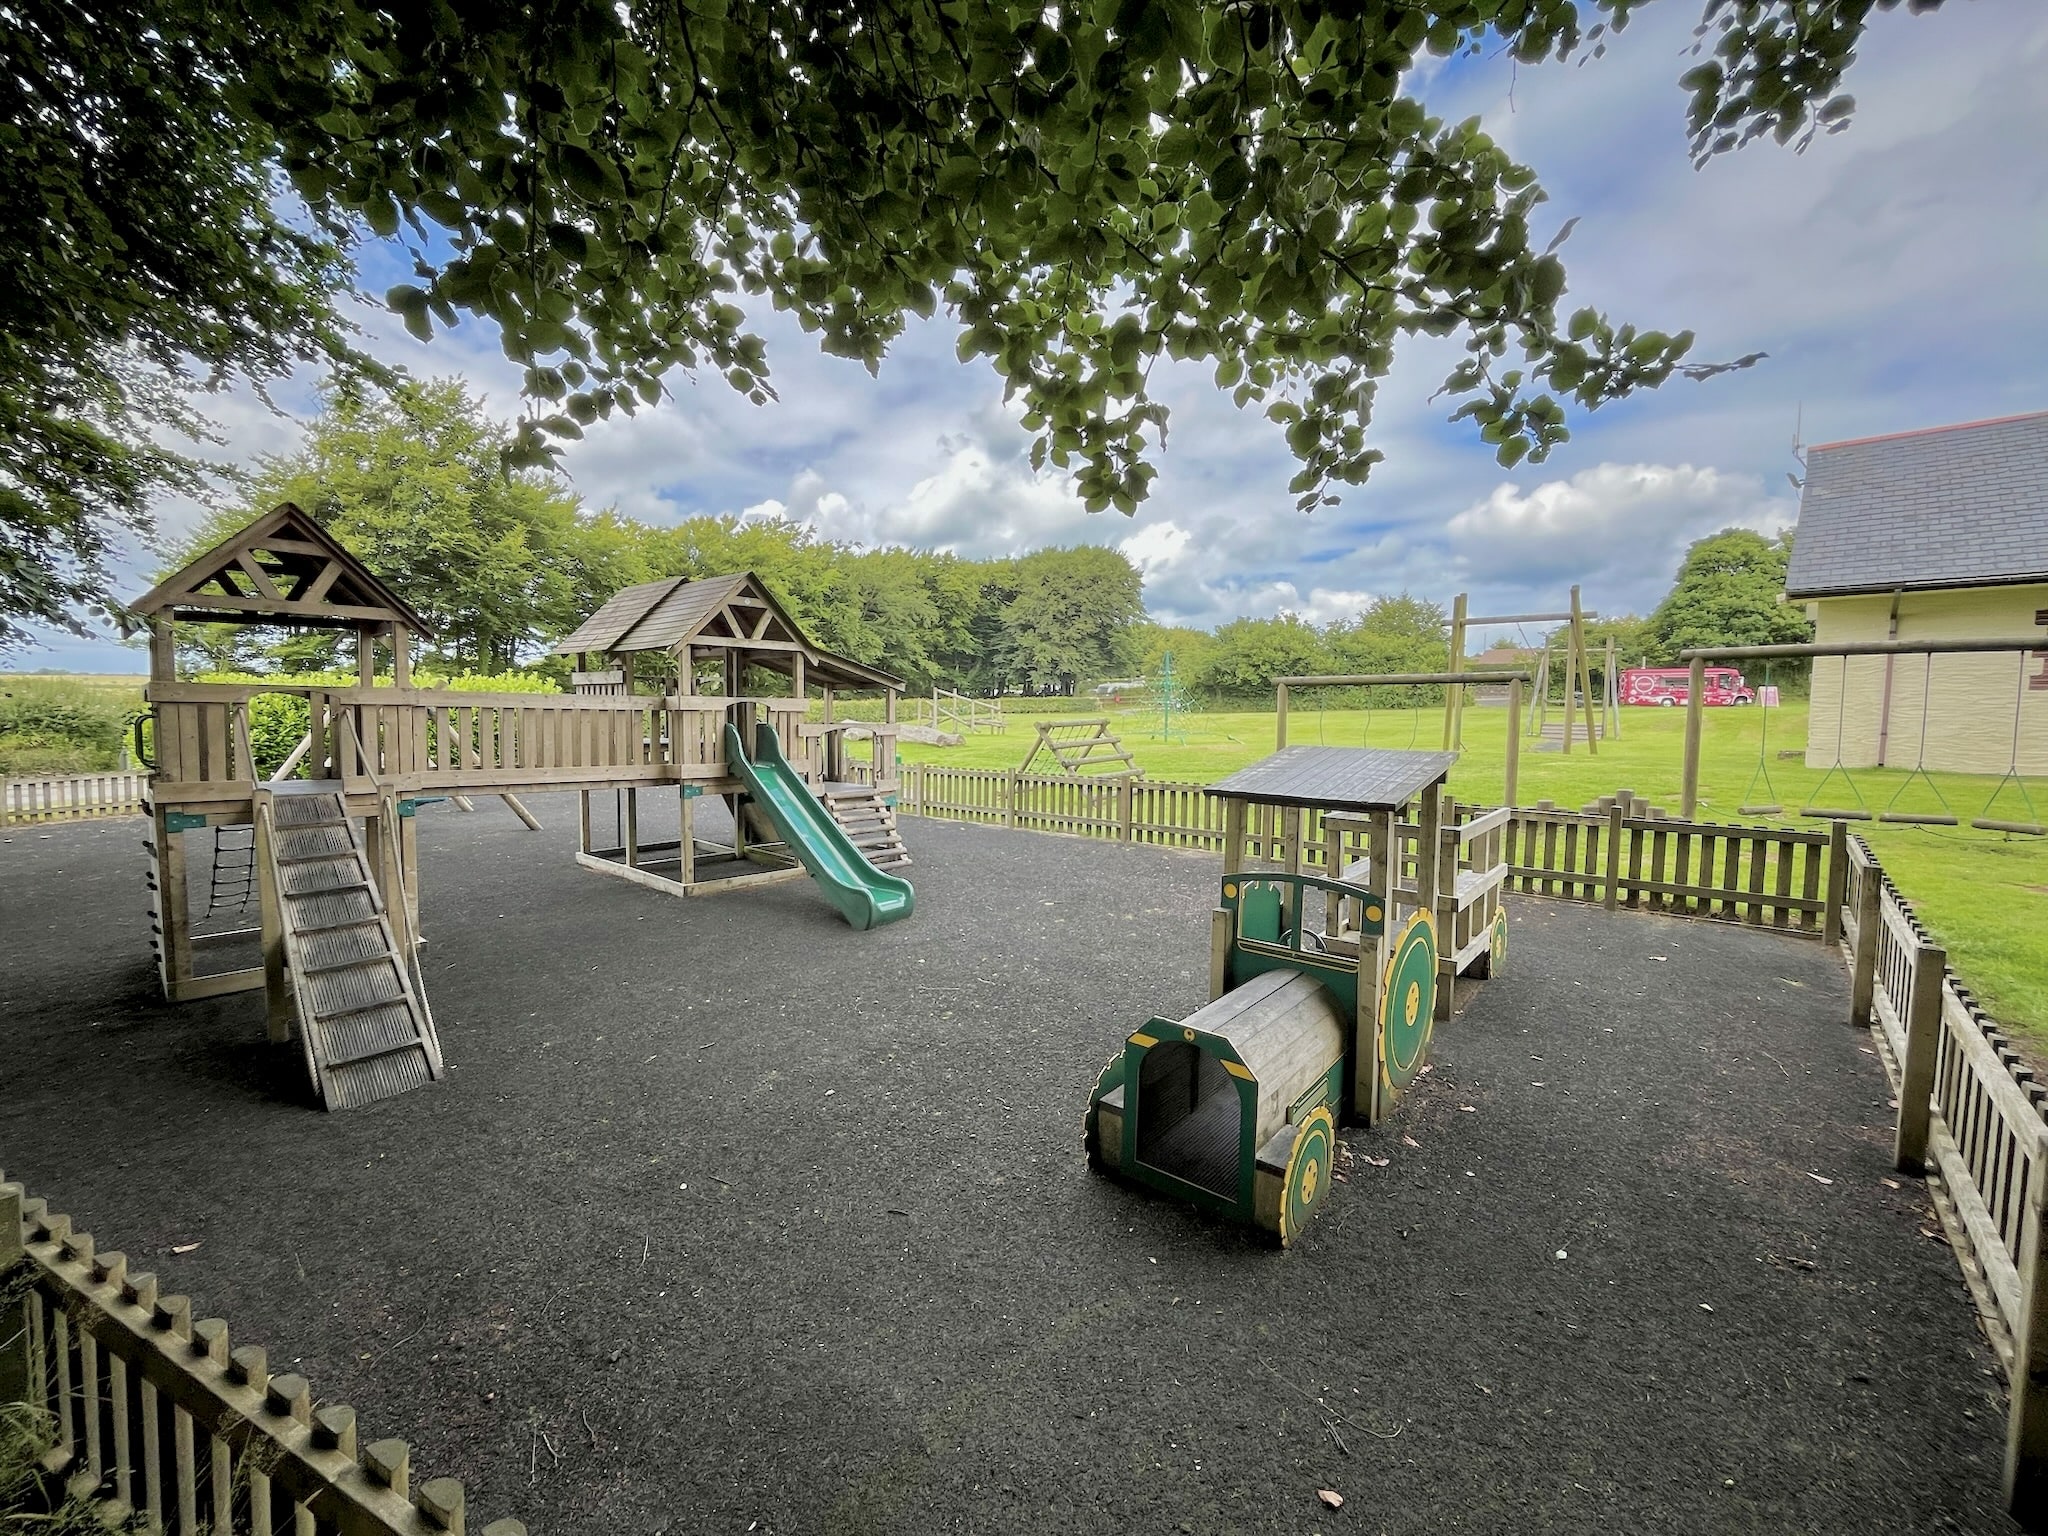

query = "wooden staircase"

[819,784,910,870]
[260,786,443,1110]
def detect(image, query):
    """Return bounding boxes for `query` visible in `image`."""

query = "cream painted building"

[1787,412,2048,776]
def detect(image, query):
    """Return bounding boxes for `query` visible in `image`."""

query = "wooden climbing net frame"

[1016,718,1142,778]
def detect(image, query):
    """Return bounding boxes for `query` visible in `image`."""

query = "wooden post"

[1444,593,1467,749]
[1680,656,1707,818]
[577,792,592,855]
[392,625,412,689]
[1603,797,1625,912]
[357,627,376,687]
[254,806,291,1041]
[1275,682,1290,749]
[1604,635,1620,739]
[624,788,640,870]
[1822,820,1849,948]
[1414,784,1444,922]
[1892,940,1946,1174]
[2006,1151,2048,1522]
[1221,798,1247,877]
[678,787,697,887]
[1209,905,1232,1002]
[399,810,421,941]
[1504,677,1523,809]
[149,615,177,683]
[154,804,194,996]
[886,690,897,725]
[1571,586,1598,756]
[1118,773,1134,842]
[1848,859,1882,1027]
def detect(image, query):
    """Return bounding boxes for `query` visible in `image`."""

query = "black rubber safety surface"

[0,798,2020,1534]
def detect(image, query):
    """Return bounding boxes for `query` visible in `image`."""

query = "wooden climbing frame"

[1017,717,1141,778]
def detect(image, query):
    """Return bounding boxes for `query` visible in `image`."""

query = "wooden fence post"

[1680,657,1706,818]
[1118,775,1134,842]
[1893,942,1946,1174]
[1849,864,1882,1028]
[0,1183,22,1408]
[1603,799,1624,912]
[1006,772,1019,830]
[2005,1151,2048,1523]
[1822,819,1848,948]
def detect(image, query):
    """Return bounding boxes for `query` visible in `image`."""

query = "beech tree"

[6,0,1944,645]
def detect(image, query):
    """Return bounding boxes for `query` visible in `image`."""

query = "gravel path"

[0,798,2018,1534]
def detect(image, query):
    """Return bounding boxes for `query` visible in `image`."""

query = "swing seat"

[1877,811,1959,827]
[1737,803,1783,817]
[1801,806,1872,822]
[1972,817,2046,837]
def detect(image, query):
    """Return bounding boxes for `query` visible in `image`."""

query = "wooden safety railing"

[3,771,149,825]
[2,1178,528,1536]
[144,684,898,801]
[1838,836,2048,1519]
[901,768,1837,936]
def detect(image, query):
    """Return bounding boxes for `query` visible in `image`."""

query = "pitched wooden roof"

[129,503,434,635]
[552,571,901,689]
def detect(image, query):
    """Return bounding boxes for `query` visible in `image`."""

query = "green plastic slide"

[722,722,915,930]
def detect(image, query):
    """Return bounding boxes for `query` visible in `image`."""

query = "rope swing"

[1972,651,2045,836]
[1876,652,1958,826]
[1801,656,1872,822]
[1737,661,1783,817]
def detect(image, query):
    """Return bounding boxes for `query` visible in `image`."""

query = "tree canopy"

[1643,526,1812,659]
[6,0,1940,647]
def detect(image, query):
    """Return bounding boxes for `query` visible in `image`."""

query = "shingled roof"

[551,571,900,689]
[1785,411,2048,598]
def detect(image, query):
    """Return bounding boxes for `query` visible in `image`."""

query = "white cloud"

[1118,521,1190,574]
[1446,462,1796,621]
[14,0,2045,673]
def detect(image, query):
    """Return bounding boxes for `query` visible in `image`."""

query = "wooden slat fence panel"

[3,1177,529,1536]
[4,771,150,824]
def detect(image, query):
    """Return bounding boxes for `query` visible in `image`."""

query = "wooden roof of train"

[1205,746,1456,812]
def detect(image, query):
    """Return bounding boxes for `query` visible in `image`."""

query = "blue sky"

[22,0,2048,671]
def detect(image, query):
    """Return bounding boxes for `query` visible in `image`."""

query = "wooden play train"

[1085,746,1510,1246]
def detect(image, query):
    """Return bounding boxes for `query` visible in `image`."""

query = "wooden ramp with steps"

[261,786,443,1110]
[819,783,910,870]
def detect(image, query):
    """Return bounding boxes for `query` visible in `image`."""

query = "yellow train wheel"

[1378,910,1438,1096]
[1279,1107,1337,1246]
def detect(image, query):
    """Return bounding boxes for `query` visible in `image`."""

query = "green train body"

[1086,871,1446,1247]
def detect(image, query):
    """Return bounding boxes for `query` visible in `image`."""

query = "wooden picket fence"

[3,771,149,825]
[1841,840,2048,1363]
[1835,835,2048,1516]
[2,1177,529,1536]
[900,767,1835,936]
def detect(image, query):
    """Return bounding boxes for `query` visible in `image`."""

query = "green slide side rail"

[723,722,915,930]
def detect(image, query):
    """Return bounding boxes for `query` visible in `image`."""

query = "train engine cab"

[1087,872,1438,1246]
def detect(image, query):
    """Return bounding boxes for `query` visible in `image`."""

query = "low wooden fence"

[1838,836,2048,1517]
[901,768,1836,936]
[3,772,148,825]
[3,1177,528,1535]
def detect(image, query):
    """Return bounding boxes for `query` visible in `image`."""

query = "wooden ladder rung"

[323,1037,430,1070]
[309,992,415,1028]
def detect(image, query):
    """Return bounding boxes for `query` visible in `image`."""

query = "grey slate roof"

[1786,411,2048,597]
[1206,747,1456,812]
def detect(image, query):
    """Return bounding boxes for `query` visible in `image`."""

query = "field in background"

[0,672,147,775]
[897,702,2048,1035]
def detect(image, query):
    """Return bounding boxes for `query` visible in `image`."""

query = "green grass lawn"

[899,702,2048,1038]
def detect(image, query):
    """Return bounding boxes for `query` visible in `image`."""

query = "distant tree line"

[171,380,1144,696]
[166,381,1808,704]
